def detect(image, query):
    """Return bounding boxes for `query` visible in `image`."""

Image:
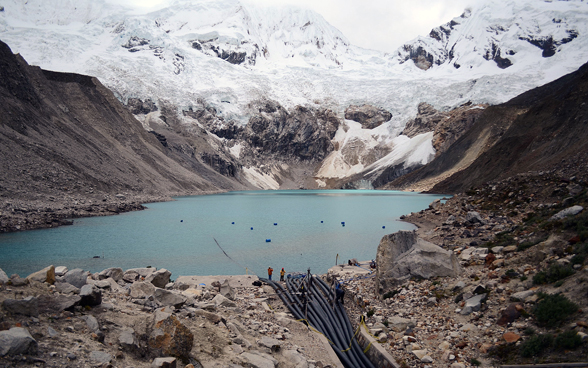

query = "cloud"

[109,0,480,53]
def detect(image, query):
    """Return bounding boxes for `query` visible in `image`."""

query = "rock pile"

[0,267,340,368]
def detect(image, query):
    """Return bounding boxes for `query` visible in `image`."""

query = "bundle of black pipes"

[260,275,377,368]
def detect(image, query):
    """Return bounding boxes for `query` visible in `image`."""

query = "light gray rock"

[0,327,38,356]
[130,281,156,298]
[98,267,124,282]
[491,246,505,254]
[550,205,583,221]
[90,351,112,365]
[220,279,236,300]
[9,274,27,287]
[258,336,281,350]
[240,351,277,368]
[376,230,461,290]
[282,349,309,368]
[146,269,171,288]
[387,316,415,332]
[119,328,139,351]
[64,268,88,289]
[80,315,99,332]
[55,282,79,294]
[37,294,80,314]
[54,266,68,276]
[0,268,9,284]
[213,293,237,308]
[152,357,176,368]
[126,267,155,278]
[123,270,140,283]
[466,211,485,225]
[510,289,537,302]
[26,265,55,284]
[460,294,487,315]
[2,296,39,317]
[153,289,187,308]
[80,284,102,306]
[452,281,466,291]
[92,279,111,289]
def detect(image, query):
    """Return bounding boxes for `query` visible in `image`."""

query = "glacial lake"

[0,190,444,279]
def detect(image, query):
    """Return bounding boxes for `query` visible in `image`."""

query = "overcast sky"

[114,0,479,53]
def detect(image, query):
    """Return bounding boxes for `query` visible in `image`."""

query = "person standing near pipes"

[280,268,285,282]
[267,266,273,281]
[335,282,345,305]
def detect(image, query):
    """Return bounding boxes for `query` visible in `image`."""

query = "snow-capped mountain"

[1,0,587,189]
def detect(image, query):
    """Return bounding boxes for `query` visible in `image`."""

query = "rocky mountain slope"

[2,0,588,189]
[387,59,588,194]
[0,40,248,233]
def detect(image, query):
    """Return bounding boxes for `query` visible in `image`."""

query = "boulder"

[130,281,156,299]
[79,284,102,307]
[213,294,237,308]
[465,211,485,225]
[2,296,39,317]
[26,265,55,285]
[64,268,88,289]
[0,268,8,284]
[220,279,236,300]
[80,315,100,332]
[146,269,172,288]
[98,267,124,282]
[126,267,155,278]
[510,289,536,302]
[54,266,68,276]
[282,349,308,368]
[387,316,416,332]
[240,351,277,368]
[55,282,80,294]
[153,289,187,308]
[376,230,461,291]
[149,315,194,361]
[119,327,139,352]
[258,336,281,351]
[9,274,27,287]
[37,294,81,314]
[550,205,583,221]
[90,351,112,365]
[497,304,522,326]
[123,270,141,283]
[0,327,38,356]
[460,294,486,315]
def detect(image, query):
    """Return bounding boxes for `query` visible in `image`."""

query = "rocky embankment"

[328,167,588,367]
[0,266,340,368]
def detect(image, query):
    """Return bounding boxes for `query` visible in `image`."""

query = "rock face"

[26,265,55,285]
[149,315,194,362]
[243,100,340,162]
[376,230,461,292]
[344,104,392,129]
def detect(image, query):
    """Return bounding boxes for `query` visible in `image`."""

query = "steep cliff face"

[0,40,243,205]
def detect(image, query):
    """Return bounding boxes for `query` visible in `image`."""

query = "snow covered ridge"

[1,0,588,188]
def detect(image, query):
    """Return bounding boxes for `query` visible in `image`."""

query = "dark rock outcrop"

[344,104,392,129]
[127,98,158,115]
[243,99,340,161]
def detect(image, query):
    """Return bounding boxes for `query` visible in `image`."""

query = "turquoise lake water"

[0,190,443,278]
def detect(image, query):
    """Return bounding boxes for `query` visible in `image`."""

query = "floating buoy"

[274,223,277,226]
[321,221,323,223]
[341,221,345,226]
[232,222,235,224]
[382,226,385,229]
[251,227,254,230]
[180,220,183,222]
[266,239,271,242]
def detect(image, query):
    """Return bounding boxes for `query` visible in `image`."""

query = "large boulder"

[0,327,38,356]
[79,284,102,307]
[220,279,236,300]
[148,315,194,361]
[2,296,39,317]
[37,294,81,314]
[26,265,55,285]
[344,104,392,129]
[65,268,88,289]
[153,289,187,308]
[98,267,124,282]
[130,281,156,299]
[376,230,461,292]
[146,269,172,288]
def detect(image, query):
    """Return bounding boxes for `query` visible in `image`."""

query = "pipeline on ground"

[260,273,377,368]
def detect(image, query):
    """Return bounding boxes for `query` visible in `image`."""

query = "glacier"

[1,0,587,188]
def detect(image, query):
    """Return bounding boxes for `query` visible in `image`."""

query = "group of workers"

[267,266,286,282]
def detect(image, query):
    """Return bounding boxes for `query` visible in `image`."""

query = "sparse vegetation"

[533,293,578,328]
[554,330,583,350]
[533,263,575,285]
[520,334,554,358]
